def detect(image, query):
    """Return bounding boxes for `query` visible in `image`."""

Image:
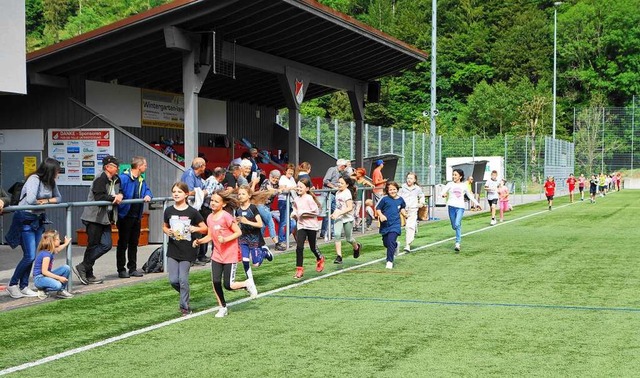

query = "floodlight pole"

[552,2,563,140]
[429,0,437,187]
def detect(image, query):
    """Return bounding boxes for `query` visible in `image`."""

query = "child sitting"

[33,230,73,299]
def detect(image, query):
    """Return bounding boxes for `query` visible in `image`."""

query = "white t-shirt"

[278,175,296,201]
[485,178,500,200]
[443,181,478,209]
[334,189,354,222]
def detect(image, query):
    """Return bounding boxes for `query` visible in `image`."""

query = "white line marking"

[0,202,573,376]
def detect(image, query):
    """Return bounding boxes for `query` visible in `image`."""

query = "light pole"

[552,1,563,139]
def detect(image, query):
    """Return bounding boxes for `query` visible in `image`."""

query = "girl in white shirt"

[398,172,425,252]
[442,169,479,253]
[330,176,362,264]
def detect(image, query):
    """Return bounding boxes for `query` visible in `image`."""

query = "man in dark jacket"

[116,156,152,278]
[73,155,123,285]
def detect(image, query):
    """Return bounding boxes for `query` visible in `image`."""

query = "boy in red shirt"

[544,176,556,211]
[566,173,576,203]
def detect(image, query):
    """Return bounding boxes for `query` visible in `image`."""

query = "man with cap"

[320,159,348,238]
[372,159,387,203]
[74,155,123,285]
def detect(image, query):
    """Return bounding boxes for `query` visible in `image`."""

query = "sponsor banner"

[48,129,114,186]
[141,89,184,129]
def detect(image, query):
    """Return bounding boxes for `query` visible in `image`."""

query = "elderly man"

[180,157,210,264]
[320,158,348,239]
[222,164,242,189]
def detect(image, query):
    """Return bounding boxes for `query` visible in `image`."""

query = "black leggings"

[295,229,321,267]
[211,261,237,307]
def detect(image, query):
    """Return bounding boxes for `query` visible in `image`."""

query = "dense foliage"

[26,0,640,139]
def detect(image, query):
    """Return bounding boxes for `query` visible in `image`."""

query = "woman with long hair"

[6,158,62,299]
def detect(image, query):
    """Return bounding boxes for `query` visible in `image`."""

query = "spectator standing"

[320,159,347,238]
[116,156,153,278]
[5,158,62,298]
[277,164,297,248]
[371,159,387,204]
[398,172,425,253]
[163,182,208,316]
[181,157,210,265]
[249,148,260,177]
[74,156,123,285]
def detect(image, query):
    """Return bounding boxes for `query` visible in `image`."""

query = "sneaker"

[20,287,38,297]
[118,271,130,279]
[73,264,88,285]
[56,290,74,299]
[366,227,372,231]
[86,276,104,284]
[490,219,497,226]
[294,266,304,279]
[334,255,343,264]
[385,261,393,269]
[246,280,258,299]
[181,308,193,317]
[215,306,228,318]
[404,246,411,253]
[129,270,144,277]
[454,243,461,252]
[37,289,48,299]
[275,242,287,251]
[353,243,362,259]
[549,206,552,211]
[6,285,24,299]
[315,255,325,273]
[262,246,274,262]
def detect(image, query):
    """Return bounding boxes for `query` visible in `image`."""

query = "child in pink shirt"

[194,191,257,318]
[290,178,325,279]
[498,179,510,222]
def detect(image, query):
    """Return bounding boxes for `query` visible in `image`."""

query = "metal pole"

[350,121,355,161]
[66,205,73,292]
[422,132,426,181]
[162,199,169,270]
[390,128,394,154]
[472,135,476,161]
[316,116,321,147]
[504,135,508,179]
[334,119,339,158]
[552,3,562,139]
[365,123,369,157]
[378,126,382,156]
[601,108,605,172]
[412,130,416,173]
[286,192,290,248]
[361,188,366,234]
[525,135,528,193]
[401,129,405,180]
[429,0,437,189]
[632,95,635,171]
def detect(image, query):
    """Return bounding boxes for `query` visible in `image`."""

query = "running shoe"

[316,255,325,272]
[353,243,362,259]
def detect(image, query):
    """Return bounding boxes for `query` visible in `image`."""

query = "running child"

[290,178,325,279]
[484,170,500,225]
[398,172,425,253]
[376,181,407,269]
[497,179,510,222]
[193,190,257,318]
[163,182,208,316]
[331,176,362,264]
[566,173,576,203]
[442,169,480,252]
[577,173,586,201]
[32,230,73,299]
[589,174,598,203]
[544,176,556,210]
[235,185,273,289]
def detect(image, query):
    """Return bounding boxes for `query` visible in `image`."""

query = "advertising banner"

[141,89,184,128]
[48,129,115,186]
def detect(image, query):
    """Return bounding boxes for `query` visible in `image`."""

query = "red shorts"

[568,185,575,193]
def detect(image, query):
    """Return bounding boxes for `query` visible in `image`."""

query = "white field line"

[0,202,574,376]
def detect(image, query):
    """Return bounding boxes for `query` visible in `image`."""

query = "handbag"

[418,206,428,221]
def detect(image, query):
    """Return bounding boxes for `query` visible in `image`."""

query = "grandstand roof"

[26,0,427,108]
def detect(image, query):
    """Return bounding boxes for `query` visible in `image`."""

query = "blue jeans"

[257,204,276,241]
[9,223,45,289]
[34,265,70,292]
[277,200,296,243]
[448,206,465,243]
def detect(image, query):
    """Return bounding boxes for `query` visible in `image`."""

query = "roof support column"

[348,83,366,168]
[279,67,310,166]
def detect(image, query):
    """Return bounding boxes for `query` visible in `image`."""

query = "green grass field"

[2,191,640,377]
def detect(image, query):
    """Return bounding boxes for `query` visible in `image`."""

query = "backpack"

[142,247,164,273]
[8,181,25,206]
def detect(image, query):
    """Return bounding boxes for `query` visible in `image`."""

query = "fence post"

[422,132,426,182]
[412,130,416,173]
[162,199,169,271]
[378,126,382,156]
[316,116,321,148]
[472,135,476,160]
[632,95,636,171]
[504,135,508,179]
[286,193,291,248]
[401,129,405,180]
[365,123,369,157]
[334,119,339,158]
[390,128,394,154]
[601,108,605,173]
[65,205,74,292]
[524,135,528,193]
[350,121,355,161]
[438,135,442,183]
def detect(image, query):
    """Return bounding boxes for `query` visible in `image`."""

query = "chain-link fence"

[573,103,640,175]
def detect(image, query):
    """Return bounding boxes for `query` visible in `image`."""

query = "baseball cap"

[375,159,384,166]
[102,155,119,167]
[336,159,347,166]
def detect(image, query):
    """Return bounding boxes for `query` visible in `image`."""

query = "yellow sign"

[24,156,37,177]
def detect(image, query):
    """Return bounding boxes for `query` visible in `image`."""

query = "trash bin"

[434,184,446,207]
